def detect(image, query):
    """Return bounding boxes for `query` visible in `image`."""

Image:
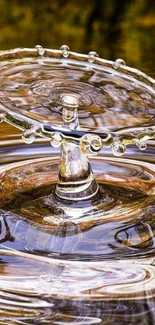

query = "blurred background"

[0,0,154,75]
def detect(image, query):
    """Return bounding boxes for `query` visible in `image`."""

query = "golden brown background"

[0,0,154,74]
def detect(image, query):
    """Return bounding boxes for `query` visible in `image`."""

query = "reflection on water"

[0,55,154,134]
[0,49,155,324]
[0,140,155,324]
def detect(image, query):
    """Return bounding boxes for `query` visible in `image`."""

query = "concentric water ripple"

[0,248,155,324]
[0,149,155,323]
[0,55,154,133]
[0,249,155,301]
[0,48,155,324]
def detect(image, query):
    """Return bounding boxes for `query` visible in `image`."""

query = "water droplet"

[61,94,79,127]
[136,139,147,151]
[62,107,77,123]
[61,94,79,108]
[22,130,35,144]
[112,141,126,156]
[88,51,99,63]
[35,45,45,56]
[80,134,91,154]
[0,113,5,123]
[113,58,126,69]
[80,134,102,154]
[147,127,155,136]
[60,45,70,58]
[51,132,62,148]
[90,135,102,152]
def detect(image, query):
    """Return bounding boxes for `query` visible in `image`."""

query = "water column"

[56,95,99,200]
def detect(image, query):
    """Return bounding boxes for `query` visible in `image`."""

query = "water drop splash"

[0,46,155,324]
[60,44,70,58]
[55,93,99,201]
[0,45,154,205]
[0,46,153,156]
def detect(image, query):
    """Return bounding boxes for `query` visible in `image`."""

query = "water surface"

[0,52,155,324]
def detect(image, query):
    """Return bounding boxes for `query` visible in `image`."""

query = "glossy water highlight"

[0,46,155,324]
